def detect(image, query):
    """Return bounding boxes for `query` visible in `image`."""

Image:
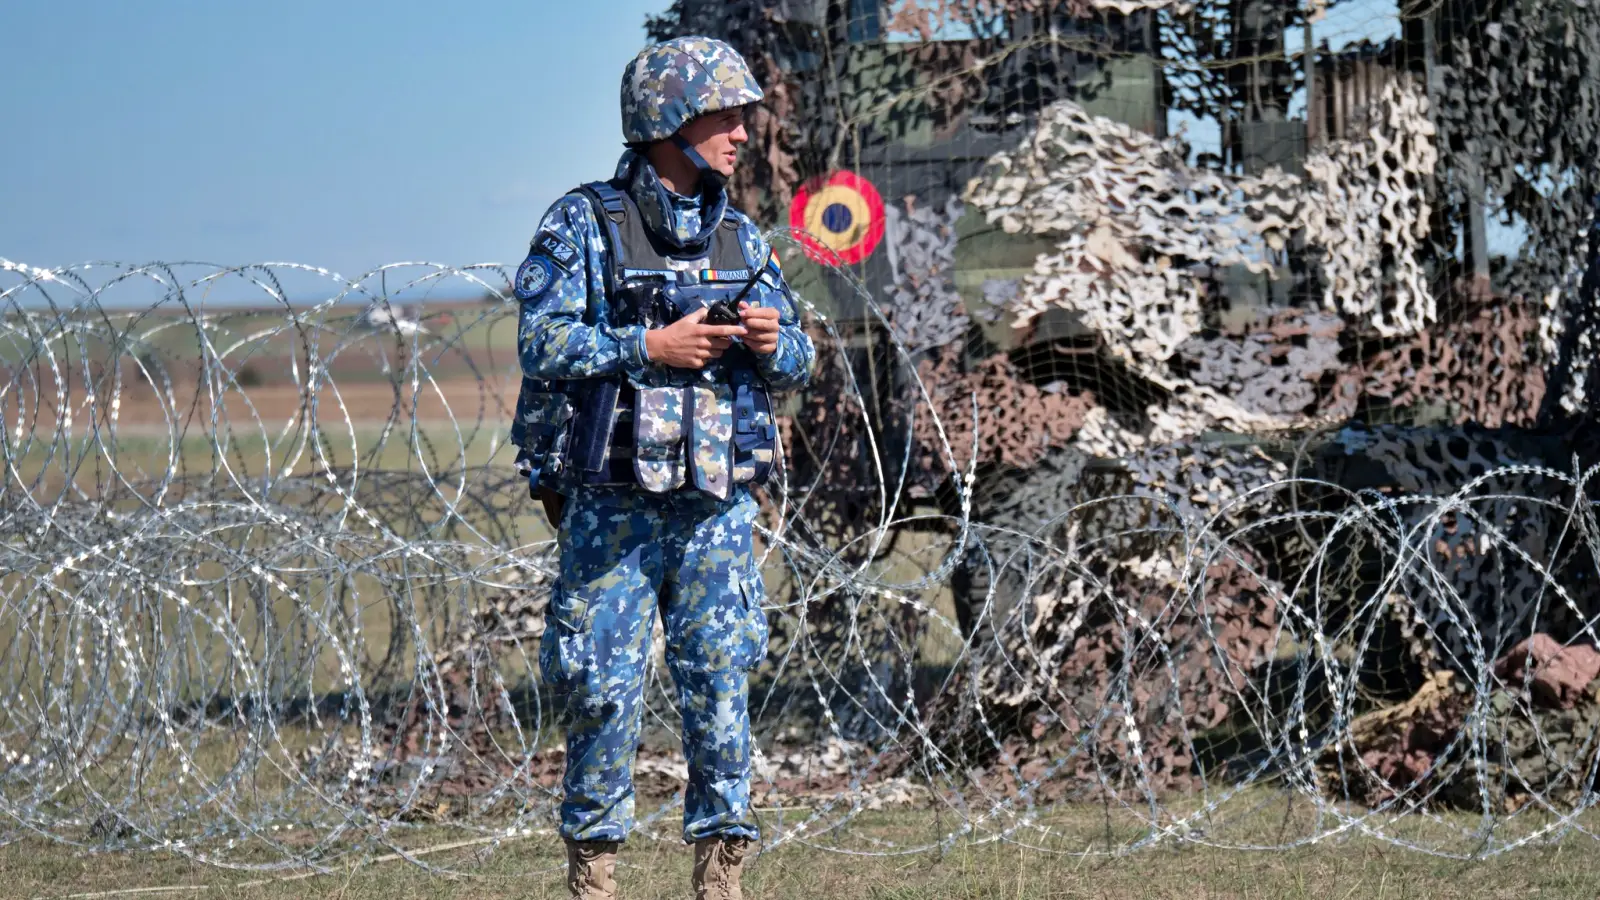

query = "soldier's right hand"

[644,307,748,369]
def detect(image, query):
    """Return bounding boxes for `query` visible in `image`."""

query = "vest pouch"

[686,383,734,501]
[570,380,621,474]
[731,375,777,485]
[513,385,574,493]
[633,386,687,493]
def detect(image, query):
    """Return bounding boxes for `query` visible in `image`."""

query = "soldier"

[508,36,815,900]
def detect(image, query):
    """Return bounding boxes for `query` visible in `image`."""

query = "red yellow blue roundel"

[789,170,886,266]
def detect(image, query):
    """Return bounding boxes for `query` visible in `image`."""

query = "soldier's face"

[678,107,750,178]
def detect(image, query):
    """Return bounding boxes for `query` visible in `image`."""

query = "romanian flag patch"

[699,268,752,282]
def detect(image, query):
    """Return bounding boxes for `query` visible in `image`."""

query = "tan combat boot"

[564,839,619,899]
[692,836,751,900]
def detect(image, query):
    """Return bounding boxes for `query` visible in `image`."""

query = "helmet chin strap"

[671,134,727,192]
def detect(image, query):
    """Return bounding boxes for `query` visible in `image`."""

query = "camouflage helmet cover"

[620,36,764,145]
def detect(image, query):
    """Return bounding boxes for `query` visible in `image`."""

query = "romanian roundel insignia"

[788,170,886,266]
[514,254,555,301]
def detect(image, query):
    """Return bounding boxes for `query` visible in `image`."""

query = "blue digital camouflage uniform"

[515,145,813,844]
[542,488,766,843]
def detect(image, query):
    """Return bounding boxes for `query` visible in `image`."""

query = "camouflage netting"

[912,345,1095,474]
[1428,0,1600,418]
[1300,79,1438,337]
[1318,636,1600,812]
[922,510,1287,799]
[884,196,970,354]
[648,0,1600,816]
[963,98,1293,358]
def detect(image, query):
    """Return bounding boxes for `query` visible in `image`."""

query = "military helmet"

[620,36,764,145]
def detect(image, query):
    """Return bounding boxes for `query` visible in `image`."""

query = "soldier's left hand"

[738,303,781,356]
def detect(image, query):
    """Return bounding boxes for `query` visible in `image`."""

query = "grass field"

[9,806,1600,899]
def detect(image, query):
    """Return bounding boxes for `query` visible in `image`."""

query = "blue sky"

[0,1,672,281]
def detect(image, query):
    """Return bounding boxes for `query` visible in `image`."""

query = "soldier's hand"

[645,307,747,369]
[739,303,781,356]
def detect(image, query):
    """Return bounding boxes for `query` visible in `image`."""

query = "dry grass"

[8,306,1588,897]
[8,806,1600,900]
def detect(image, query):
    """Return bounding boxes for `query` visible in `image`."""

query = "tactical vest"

[511,180,779,502]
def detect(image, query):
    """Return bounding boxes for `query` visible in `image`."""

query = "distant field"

[0,301,522,431]
[1,300,526,492]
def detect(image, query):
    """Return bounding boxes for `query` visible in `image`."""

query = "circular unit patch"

[789,170,886,266]
[514,254,555,300]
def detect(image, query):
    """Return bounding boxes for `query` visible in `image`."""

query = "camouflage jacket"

[511,150,814,495]
[516,150,813,390]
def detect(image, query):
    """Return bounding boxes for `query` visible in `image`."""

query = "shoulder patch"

[530,229,581,274]
[514,254,557,301]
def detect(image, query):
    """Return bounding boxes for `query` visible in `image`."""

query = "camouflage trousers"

[540,486,767,843]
